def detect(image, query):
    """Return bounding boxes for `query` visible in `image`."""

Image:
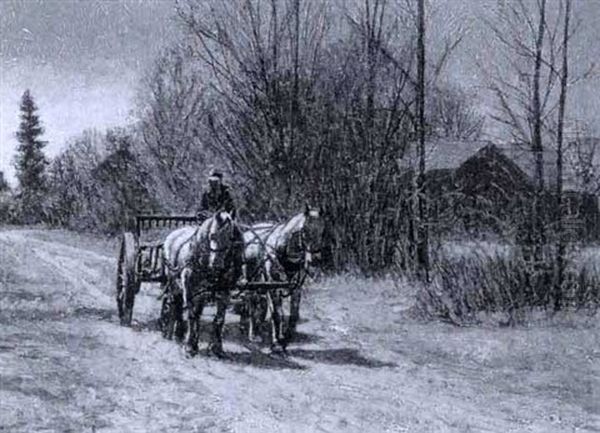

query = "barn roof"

[417,137,600,193]
[424,140,493,170]
[456,143,534,196]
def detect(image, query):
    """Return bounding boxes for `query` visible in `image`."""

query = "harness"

[162,216,243,304]
[278,219,322,268]
[297,228,323,255]
[238,222,279,282]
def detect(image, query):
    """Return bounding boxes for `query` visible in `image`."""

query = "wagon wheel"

[116,232,140,326]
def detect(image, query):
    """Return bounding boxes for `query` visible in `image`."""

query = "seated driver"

[197,170,236,220]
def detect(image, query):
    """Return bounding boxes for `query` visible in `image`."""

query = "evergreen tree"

[13,89,49,223]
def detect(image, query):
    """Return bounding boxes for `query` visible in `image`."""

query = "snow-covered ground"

[1,229,598,432]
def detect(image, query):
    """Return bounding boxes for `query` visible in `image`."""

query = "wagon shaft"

[237,281,296,291]
[233,281,298,299]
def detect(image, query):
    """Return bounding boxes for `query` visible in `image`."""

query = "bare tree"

[483,0,596,312]
[554,0,571,310]
[137,47,210,212]
[483,0,567,264]
[46,130,104,228]
[173,0,465,271]
[428,84,485,141]
[176,0,331,214]
[46,128,157,232]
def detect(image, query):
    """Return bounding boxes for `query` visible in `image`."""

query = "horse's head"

[300,203,326,267]
[207,210,237,271]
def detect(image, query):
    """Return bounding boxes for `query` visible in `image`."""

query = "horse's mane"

[271,212,307,248]
[247,209,321,253]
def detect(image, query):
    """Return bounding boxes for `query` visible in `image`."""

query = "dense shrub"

[416,254,600,325]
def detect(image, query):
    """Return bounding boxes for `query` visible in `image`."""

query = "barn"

[506,138,600,241]
[422,139,600,241]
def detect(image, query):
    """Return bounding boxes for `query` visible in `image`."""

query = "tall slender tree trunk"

[291,0,300,145]
[416,0,429,279]
[289,0,300,205]
[532,0,547,264]
[555,0,571,311]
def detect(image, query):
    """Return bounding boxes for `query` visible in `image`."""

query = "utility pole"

[416,0,429,280]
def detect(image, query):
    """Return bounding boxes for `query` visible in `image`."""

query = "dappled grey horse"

[163,211,243,357]
[242,204,326,352]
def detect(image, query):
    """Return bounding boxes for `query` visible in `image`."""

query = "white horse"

[242,204,325,351]
[163,211,243,357]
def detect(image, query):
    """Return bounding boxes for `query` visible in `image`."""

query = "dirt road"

[1,229,598,432]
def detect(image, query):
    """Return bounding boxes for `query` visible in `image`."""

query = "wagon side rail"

[135,214,199,237]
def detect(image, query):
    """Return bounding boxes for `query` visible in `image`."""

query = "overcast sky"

[0,0,178,183]
[1,0,598,185]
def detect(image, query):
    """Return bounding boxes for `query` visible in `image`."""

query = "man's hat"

[208,170,223,182]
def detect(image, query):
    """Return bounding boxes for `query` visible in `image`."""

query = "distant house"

[420,139,600,241]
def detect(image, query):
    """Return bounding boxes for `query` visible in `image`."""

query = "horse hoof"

[207,345,227,359]
[185,346,198,358]
[248,334,261,344]
[270,344,287,356]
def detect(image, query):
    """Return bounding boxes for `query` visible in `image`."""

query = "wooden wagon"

[115,214,304,336]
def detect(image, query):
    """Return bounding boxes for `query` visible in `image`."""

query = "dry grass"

[415,250,600,326]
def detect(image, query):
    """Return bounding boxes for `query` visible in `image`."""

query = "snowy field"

[0,229,598,432]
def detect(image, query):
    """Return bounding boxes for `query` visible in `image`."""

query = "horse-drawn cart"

[115,214,304,339]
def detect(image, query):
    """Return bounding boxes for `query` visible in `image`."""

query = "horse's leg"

[208,290,229,357]
[266,290,285,352]
[241,262,249,284]
[160,295,174,340]
[287,285,302,343]
[186,298,205,356]
[181,268,199,356]
[248,266,268,343]
[238,262,248,334]
[247,294,256,342]
[264,256,274,281]
[194,299,204,351]
[265,290,276,346]
[161,278,181,340]
[239,296,249,336]
[173,292,185,342]
[273,291,286,349]
[239,262,257,341]
[159,280,172,339]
